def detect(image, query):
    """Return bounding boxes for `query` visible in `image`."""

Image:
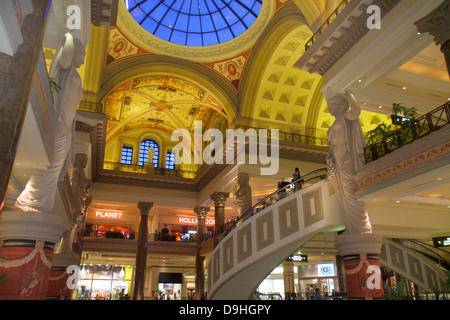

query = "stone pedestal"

[0,211,67,300]
[334,233,384,300]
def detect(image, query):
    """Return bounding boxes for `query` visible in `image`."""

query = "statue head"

[74,153,88,169]
[327,94,349,116]
[72,37,86,68]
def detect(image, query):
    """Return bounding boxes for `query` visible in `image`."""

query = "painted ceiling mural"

[103,75,225,142]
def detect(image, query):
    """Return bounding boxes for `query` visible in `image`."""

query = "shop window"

[120,146,133,165]
[166,152,175,169]
[138,139,159,167]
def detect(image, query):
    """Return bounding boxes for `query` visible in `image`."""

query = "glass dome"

[124,0,263,46]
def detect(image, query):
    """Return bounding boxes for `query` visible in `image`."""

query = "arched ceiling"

[103,75,228,142]
[250,24,323,133]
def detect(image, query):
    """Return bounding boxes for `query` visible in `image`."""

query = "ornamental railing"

[305,0,350,51]
[221,168,328,239]
[365,102,450,163]
[102,161,197,179]
[235,125,329,147]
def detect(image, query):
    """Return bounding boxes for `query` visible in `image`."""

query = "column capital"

[194,206,209,219]
[137,201,153,215]
[210,192,230,208]
[414,0,450,46]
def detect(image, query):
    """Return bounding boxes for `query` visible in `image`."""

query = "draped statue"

[15,33,94,214]
[233,172,252,217]
[326,90,372,234]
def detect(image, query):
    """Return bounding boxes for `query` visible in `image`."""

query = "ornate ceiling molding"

[116,0,275,63]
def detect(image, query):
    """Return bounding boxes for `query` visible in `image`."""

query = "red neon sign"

[178,217,215,225]
[95,211,123,219]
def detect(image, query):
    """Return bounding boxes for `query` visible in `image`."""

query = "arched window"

[139,140,159,167]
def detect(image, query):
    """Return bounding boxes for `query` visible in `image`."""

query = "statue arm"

[345,90,362,121]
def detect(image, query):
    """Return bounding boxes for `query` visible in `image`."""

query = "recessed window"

[166,152,175,169]
[125,0,263,46]
[121,147,133,165]
[139,140,159,167]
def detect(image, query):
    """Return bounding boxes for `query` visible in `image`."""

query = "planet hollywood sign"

[178,217,215,226]
[95,211,123,219]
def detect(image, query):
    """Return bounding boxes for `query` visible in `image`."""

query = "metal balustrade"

[222,168,329,239]
[365,102,450,162]
[305,0,350,51]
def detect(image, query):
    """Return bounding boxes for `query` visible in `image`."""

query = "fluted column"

[283,261,296,300]
[415,0,450,78]
[133,201,153,300]
[210,192,229,247]
[0,0,49,210]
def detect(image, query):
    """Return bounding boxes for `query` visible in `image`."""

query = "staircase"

[207,179,345,300]
[380,238,448,293]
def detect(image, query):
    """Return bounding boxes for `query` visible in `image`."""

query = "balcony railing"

[235,125,329,147]
[222,168,328,239]
[365,102,450,162]
[103,161,197,179]
[305,0,350,51]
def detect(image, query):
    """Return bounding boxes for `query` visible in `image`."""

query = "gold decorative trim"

[355,142,450,191]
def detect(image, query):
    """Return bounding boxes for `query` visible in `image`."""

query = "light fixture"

[402,86,407,90]
[378,106,383,109]
[396,200,401,203]
[119,267,125,277]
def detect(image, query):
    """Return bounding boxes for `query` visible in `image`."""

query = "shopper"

[312,288,322,300]
[292,168,303,191]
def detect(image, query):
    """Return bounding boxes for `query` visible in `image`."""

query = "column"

[194,206,209,300]
[283,261,296,300]
[334,233,384,300]
[415,0,450,78]
[194,206,209,244]
[195,256,206,300]
[133,201,153,300]
[210,192,229,247]
[0,0,49,209]
[0,211,67,300]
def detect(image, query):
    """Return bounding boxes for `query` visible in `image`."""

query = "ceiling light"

[378,106,383,109]
[396,200,401,203]
[402,87,407,90]
[358,79,362,83]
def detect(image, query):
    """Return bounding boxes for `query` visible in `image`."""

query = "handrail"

[365,102,450,162]
[305,0,350,51]
[401,239,450,269]
[222,168,328,239]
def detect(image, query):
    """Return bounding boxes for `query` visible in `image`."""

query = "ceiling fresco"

[103,75,225,142]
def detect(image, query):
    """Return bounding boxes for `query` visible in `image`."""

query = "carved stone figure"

[146,147,155,167]
[326,91,372,234]
[70,153,89,217]
[233,172,252,217]
[15,33,89,214]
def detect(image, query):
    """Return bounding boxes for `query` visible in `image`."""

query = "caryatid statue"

[326,90,372,234]
[233,172,252,217]
[15,32,95,214]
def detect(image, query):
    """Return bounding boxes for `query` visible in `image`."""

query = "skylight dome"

[125,0,263,47]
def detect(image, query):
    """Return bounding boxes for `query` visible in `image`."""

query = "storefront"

[157,273,183,300]
[76,264,133,300]
[298,263,337,299]
[84,210,138,240]
[154,214,215,242]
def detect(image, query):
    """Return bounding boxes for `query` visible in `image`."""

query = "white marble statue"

[326,90,372,234]
[233,172,252,217]
[15,33,93,214]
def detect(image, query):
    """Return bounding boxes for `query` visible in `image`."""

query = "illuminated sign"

[286,254,308,262]
[318,263,335,277]
[95,211,123,219]
[178,217,215,226]
[433,236,450,248]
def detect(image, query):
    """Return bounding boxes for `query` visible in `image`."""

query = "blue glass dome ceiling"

[125,0,263,46]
